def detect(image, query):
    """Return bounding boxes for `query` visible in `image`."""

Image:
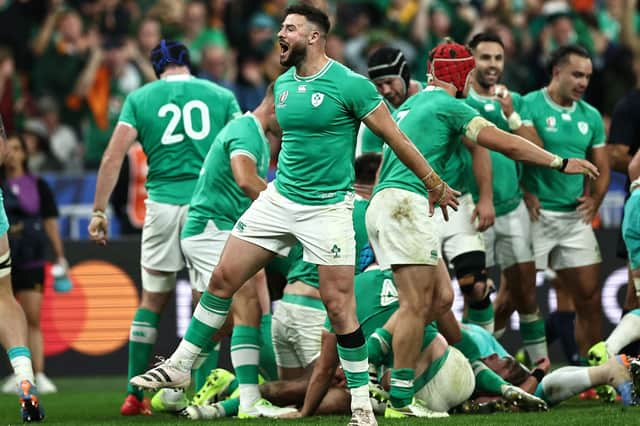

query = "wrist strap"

[422,170,443,191]
[559,158,569,172]
[531,368,545,383]
[92,210,107,219]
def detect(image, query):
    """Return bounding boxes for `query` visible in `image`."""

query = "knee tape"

[0,251,11,278]
[141,269,176,293]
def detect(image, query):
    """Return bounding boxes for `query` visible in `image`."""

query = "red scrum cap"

[427,41,475,96]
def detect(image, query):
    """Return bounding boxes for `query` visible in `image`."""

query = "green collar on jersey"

[293,59,334,82]
[542,87,576,113]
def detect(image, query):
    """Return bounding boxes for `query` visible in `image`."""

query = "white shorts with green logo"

[415,346,475,412]
[366,188,440,269]
[181,220,230,293]
[232,183,355,266]
[271,294,326,369]
[433,193,485,263]
[484,200,534,269]
[532,209,601,270]
[140,199,188,290]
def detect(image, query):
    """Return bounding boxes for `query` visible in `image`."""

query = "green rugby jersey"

[357,81,427,154]
[521,88,605,211]
[465,88,528,216]
[182,113,270,237]
[119,74,241,204]
[374,86,479,199]
[274,60,382,205]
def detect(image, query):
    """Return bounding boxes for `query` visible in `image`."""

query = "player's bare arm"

[475,121,599,179]
[577,146,610,223]
[363,102,460,220]
[230,155,267,201]
[89,122,138,244]
[298,330,340,417]
[630,149,640,181]
[462,136,495,231]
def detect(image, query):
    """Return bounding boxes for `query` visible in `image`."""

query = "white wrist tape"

[549,155,563,169]
[507,111,522,131]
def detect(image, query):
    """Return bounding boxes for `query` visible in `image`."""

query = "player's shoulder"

[576,99,603,121]
[521,88,543,103]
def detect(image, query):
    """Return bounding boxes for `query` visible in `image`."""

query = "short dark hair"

[547,44,591,75]
[468,32,504,50]
[354,153,382,185]
[284,3,331,35]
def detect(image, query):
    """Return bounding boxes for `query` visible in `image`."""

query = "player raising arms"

[366,40,599,418]
[131,4,457,425]
[88,40,241,415]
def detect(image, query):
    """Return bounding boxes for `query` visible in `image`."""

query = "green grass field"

[0,376,638,425]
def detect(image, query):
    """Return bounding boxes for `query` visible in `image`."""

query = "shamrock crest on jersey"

[311,93,324,107]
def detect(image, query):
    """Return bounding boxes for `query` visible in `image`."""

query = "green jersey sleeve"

[341,72,383,120]
[119,93,137,128]
[227,123,262,163]
[590,110,606,148]
[448,99,481,137]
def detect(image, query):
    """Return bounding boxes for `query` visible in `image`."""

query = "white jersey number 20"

[158,100,211,144]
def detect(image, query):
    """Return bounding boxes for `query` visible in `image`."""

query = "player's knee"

[209,266,238,297]
[432,286,454,318]
[453,251,490,304]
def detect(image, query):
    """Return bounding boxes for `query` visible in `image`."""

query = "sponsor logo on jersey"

[278,90,288,106]
[311,93,324,107]
[561,113,572,121]
[484,103,495,112]
[578,121,589,135]
[297,85,307,93]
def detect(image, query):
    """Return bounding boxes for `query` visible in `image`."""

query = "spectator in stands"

[74,35,142,169]
[0,46,27,136]
[0,134,68,395]
[246,12,277,59]
[233,55,267,112]
[31,8,91,132]
[199,44,235,90]
[36,96,82,173]
[180,0,227,68]
[22,119,60,173]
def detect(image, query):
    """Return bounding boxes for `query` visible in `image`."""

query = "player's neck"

[547,83,574,107]
[295,53,330,77]
[471,79,492,97]
[429,80,456,97]
[160,67,191,78]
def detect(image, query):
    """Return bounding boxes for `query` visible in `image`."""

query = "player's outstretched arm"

[475,122,599,179]
[89,123,138,245]
[230,155,267,200]
[362,103,460,220]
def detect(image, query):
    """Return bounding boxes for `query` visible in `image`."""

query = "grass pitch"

[0,376,638,425]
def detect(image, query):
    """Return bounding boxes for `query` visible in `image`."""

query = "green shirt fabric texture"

[118,74,241,205]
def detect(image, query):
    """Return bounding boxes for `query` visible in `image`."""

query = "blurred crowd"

[0,0,637,173]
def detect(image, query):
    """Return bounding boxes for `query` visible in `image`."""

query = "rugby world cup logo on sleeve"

[278,90,288,107]
[311,93,324,107]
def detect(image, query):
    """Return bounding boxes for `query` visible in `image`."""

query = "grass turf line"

[0,376,638,425]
